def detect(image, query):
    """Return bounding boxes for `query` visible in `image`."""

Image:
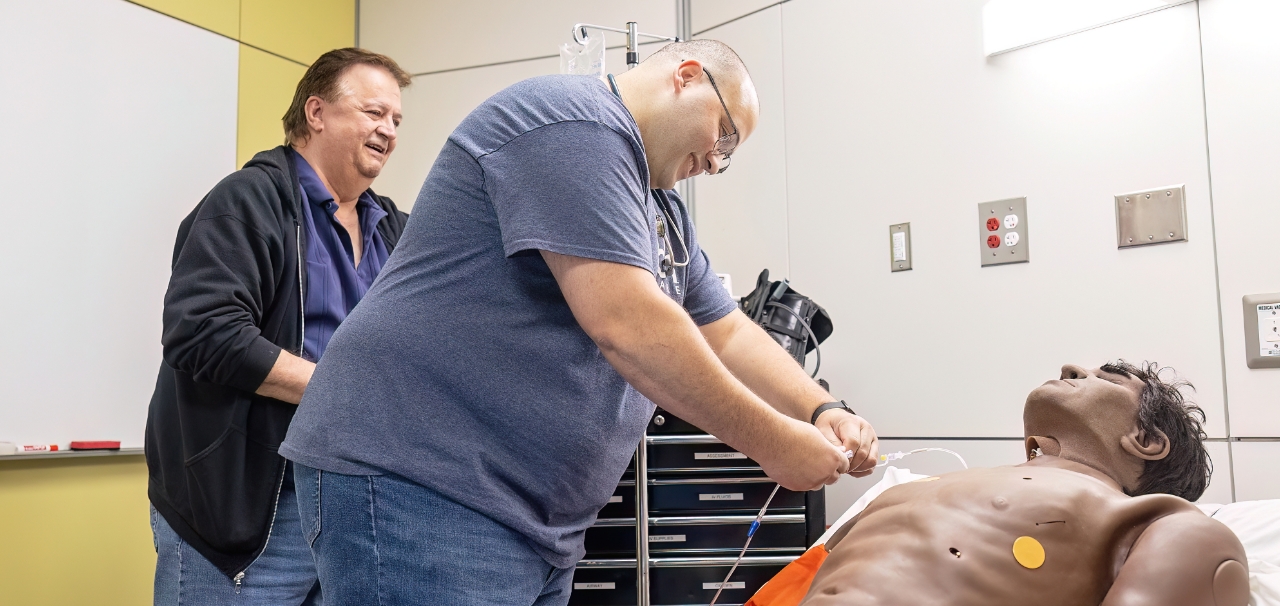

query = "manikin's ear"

[1121,427,1170,461]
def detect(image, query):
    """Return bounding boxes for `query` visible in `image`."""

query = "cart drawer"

[585,516,808,556]
[649,478,805,513]
[598,482,635,519]
[650,560,788,605]
[648,408,704,434]
[647,442,760,472]
[567,566,636,605]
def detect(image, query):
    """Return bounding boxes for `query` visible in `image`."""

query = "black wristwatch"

[810,400,856,425]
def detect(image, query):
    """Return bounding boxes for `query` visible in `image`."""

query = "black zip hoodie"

[144,146,407,578]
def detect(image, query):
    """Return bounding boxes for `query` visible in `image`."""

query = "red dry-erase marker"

[18,444,59,453]
[70,441,121,451]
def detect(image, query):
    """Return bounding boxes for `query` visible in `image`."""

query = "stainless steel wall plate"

[979,197,1029,267]
[1244,293,1280,369]
[1116,185,1187,248]
[890,223,912,272]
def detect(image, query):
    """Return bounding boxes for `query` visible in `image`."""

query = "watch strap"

[810,400,855,425]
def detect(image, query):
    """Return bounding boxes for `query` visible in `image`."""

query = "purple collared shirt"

[294,149,389,361]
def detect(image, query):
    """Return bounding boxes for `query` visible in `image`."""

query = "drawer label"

[648,534,686,543]
[699,493,744,501]
[703,582,746,590]
[694,452,747,460]
[574,582,616,590]
[607,495,623,503]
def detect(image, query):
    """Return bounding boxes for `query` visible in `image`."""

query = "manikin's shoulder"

[1129,507,1244,558]
[1108,508,1250,606]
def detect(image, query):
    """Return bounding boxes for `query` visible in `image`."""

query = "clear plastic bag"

[560,30,605,76]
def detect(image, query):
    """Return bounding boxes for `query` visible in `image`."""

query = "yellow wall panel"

[238,44,307,167]
[0,457,153,605]
[129,0,240,39]
[241,0,354,65]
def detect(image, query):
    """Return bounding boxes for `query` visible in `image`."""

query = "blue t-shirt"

[279,74,737,568]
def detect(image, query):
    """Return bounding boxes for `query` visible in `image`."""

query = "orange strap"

[744,544,829,606]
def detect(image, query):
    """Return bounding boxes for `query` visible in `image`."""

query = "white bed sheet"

[825,470,1280,605]
[1199,500,1280,606]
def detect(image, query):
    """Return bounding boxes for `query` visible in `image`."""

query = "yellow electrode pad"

[1012,536,1045,569]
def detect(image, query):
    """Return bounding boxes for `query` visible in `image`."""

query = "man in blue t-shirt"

[280,40,880,605]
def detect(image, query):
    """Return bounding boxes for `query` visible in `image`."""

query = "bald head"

[645,40,759,135]
[612,39,760,189]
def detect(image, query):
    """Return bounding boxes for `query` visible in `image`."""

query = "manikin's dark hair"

[1101,361,1211,501]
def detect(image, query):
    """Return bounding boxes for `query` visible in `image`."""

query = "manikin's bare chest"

[803,466,1193,606]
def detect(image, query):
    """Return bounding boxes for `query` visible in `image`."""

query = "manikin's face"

[1023,363,1146,457]
[646,65,757,189]
[309,63,403,180]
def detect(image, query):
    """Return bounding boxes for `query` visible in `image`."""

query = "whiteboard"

[0,0,239,448]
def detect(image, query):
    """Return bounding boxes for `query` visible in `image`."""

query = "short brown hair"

[282,47,412,145]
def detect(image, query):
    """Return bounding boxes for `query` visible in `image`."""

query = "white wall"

[780,0,1224,440]
[690,6,791,291]
[1198,0,1280,440]
[0,0,239,448]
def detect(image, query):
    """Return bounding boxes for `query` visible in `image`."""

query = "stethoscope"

[607,73,691,285]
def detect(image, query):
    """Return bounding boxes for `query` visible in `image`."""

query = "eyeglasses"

[703,69,739,174]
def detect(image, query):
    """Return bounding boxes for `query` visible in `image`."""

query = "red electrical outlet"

[987,235,1001,249]
[986,217,1000,231]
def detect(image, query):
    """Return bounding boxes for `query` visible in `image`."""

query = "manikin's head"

[1023,361,1210,501]
[283,48,411,189]
[612,40,760,189]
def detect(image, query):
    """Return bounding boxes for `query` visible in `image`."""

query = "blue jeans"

[293,462,574,606]
[152,463,322,606]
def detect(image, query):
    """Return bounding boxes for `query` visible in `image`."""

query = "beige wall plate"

[1244,293,1280,369]
[979,198,1029,267]
[890,223,912,272]
[1116,185,1188,248]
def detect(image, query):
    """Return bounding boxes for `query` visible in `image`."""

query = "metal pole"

[627,21,639,68]
[634,437,650,606]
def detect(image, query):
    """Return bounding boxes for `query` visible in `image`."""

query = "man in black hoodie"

[144,48,411,605]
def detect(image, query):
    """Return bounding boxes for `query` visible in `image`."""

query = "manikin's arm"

[1101,510,1249,606]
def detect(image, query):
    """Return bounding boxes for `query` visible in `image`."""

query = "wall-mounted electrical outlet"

[978,197,1029,267]
[890,223,912,272]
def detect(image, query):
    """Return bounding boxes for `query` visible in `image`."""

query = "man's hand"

[701,309,881,478]
[815,410,879,477]
[255,350,315,404]
[755,417,852,491]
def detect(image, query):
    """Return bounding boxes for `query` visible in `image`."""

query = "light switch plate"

[890,223,912,272]
[1243,293,1280,369]
[1116,185,1187,248]
[979,197,1029,267]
